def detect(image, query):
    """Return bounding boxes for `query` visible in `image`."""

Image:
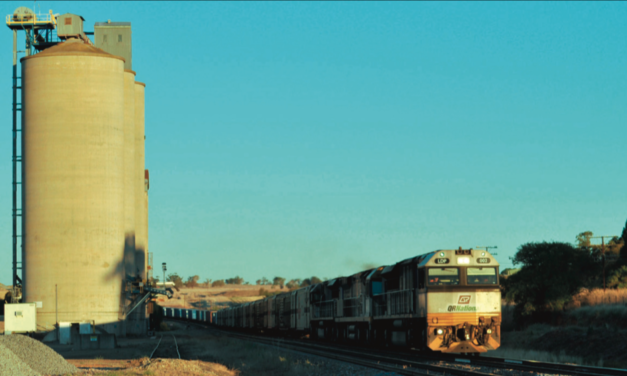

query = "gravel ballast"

[0,334,78,375]
[0,342,40,376]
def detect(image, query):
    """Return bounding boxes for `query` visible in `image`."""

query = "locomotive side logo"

[458,295,471,304]
[447,295,476,312]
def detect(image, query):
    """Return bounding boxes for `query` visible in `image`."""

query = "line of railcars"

[215,248,501,353]
[162,307,216,324]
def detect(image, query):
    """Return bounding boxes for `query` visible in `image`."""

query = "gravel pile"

[0,342,40,376]
[0,334,78,375]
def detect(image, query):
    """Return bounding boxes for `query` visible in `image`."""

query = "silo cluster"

[20,18,149,336]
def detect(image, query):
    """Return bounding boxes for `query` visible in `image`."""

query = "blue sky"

[1,2,626,285]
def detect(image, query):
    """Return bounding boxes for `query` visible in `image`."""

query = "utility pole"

[591,235,617,291]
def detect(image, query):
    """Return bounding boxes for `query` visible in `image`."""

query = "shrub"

[506,242,601,326]
[212,280,226,287]
[607,266,627,289]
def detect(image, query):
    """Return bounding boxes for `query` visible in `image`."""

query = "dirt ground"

[56,321,388,376]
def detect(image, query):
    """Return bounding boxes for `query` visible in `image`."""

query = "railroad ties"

[150,335,181,360]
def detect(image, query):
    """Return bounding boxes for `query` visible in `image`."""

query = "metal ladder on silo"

[7,10,58,302]
[10,27,24,302]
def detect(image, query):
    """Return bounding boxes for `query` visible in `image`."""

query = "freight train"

[162,307,216,324]
[214,248,501,353]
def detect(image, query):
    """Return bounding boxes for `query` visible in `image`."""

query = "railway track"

[168,319,627,376]
[165,320,492,376]
[329,340,624,376]
[149,334,181,360]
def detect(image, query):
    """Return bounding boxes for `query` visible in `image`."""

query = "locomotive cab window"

[427,268,459,286]
[466,267,497,285]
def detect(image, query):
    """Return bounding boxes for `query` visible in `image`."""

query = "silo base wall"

[126,318,147,335]
[125,301,148,335]
[33,312,125,336]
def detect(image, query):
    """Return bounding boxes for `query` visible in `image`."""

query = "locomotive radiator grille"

[373,289,413,316]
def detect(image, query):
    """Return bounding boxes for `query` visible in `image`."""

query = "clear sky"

[1,2,626,285]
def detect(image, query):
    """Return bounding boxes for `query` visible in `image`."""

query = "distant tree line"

[164,273,325,291]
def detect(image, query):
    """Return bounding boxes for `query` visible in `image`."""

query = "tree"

[300,277,322,288]
[286,279,301,290]
[186,275,200,289]
[273,277,286,288]
[225,276,244,285]
[260,277,270,285]
[167,273,184,290]
[621,219,627,261]
[212,280,225,288]
[506,242,601,326]
[576,231,593,248]
[607,266,627,288]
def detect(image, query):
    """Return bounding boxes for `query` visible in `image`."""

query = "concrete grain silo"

[134,81,147,281]
[132,81,149,332]
[21,39,126,335]
[123,69,136,281]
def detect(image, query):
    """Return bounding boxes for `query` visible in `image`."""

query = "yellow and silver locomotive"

[215,248,501,353]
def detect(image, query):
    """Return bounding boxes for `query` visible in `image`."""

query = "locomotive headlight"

[436,328,444,335]
[486,329,492,334]
[458,257,470,264]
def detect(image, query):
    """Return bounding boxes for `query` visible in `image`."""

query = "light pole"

[162,262,167,288]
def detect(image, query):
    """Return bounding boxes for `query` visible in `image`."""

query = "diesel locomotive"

[215,248,501,353]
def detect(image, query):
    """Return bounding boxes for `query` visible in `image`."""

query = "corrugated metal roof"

[21,39,124,62]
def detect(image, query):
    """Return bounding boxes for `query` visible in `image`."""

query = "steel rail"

[149,335,164,360]
[303,334,621,376]
[166,318,627,376]
[340,340,625,376]
[149,334,181,360]
[172,334,181,360]
[167,320,494,376]
[248,334,496,376]
[443,354,627,376]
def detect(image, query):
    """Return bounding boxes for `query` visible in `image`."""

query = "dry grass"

[564,288,627,329]
[80,358,236,376]
[570,288,627,307]
[158,286,284,310]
